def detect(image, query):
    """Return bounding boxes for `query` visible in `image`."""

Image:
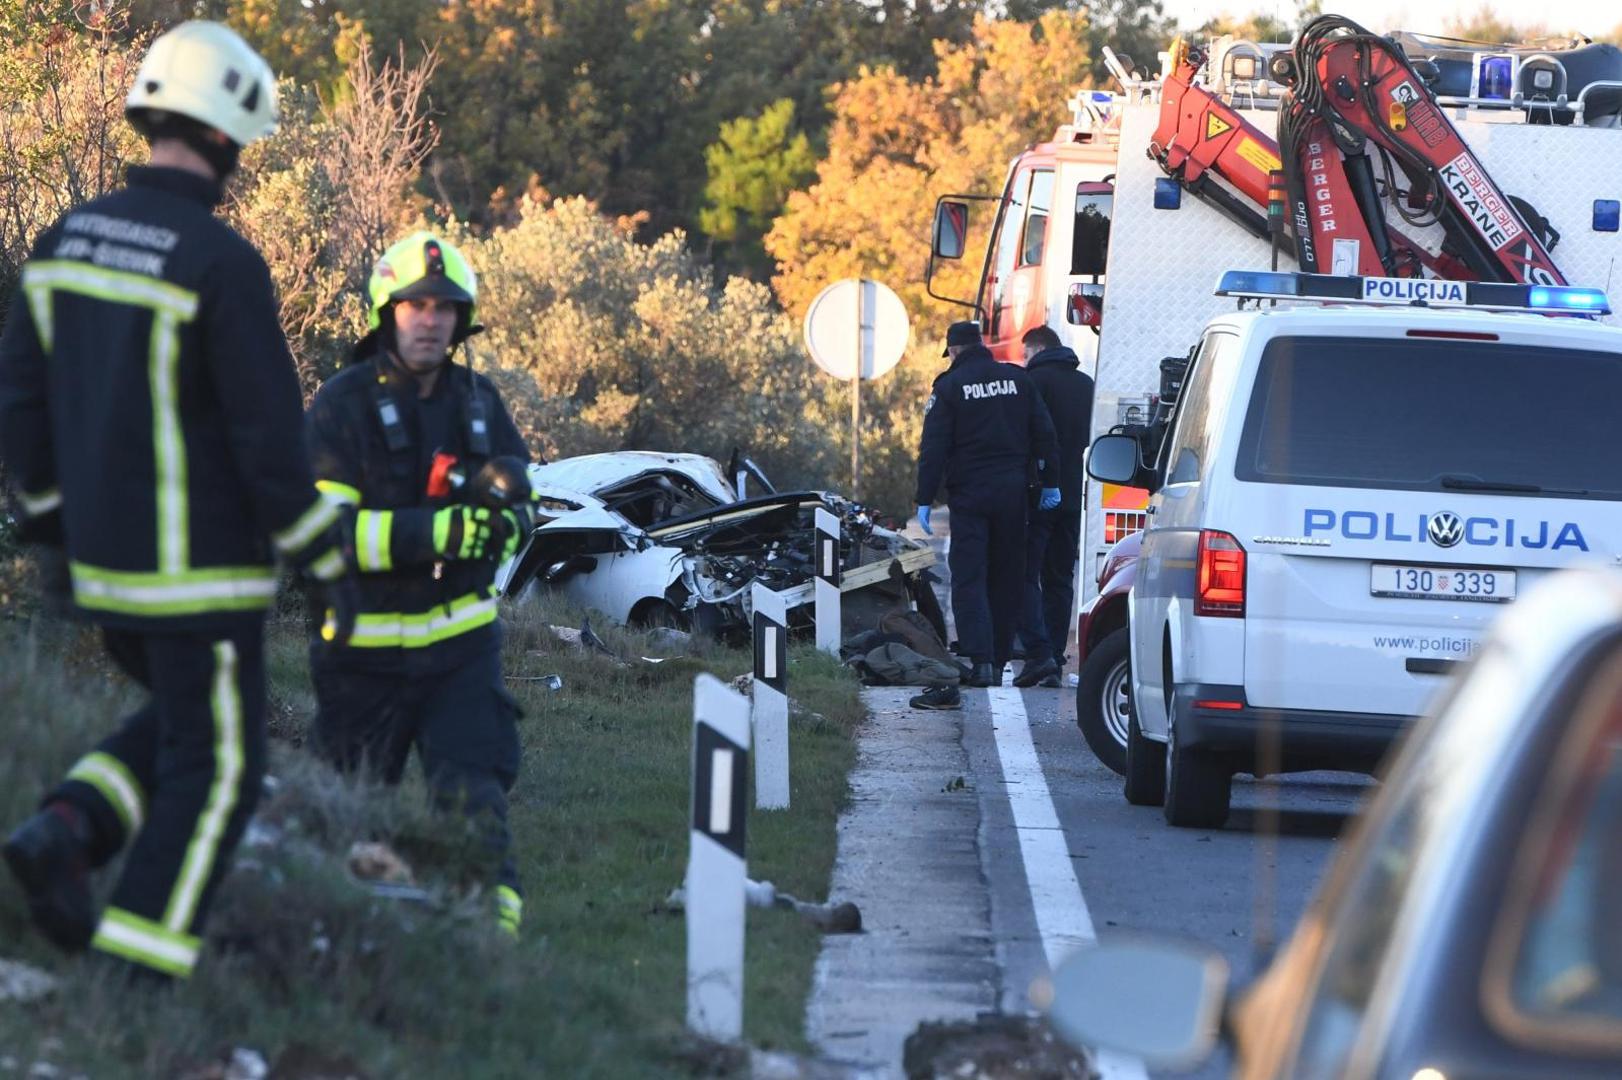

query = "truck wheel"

[1123,709,1166,807]
[1076,629,1130,775]
[1162,701,1232,829]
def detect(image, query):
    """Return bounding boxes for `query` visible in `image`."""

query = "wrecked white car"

[496,452,939,640]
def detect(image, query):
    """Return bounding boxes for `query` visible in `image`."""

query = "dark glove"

[492,501,539,561]
[432,505,506,561]
[290,520,359,648]
[33,544,73,619]
[316,571,361,647]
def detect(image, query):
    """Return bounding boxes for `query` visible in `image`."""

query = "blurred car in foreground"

[1048,567,1622,1078]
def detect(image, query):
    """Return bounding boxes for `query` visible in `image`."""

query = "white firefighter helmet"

[125,21,278,148]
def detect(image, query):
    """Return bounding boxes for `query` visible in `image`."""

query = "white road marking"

[987,686,1149,1080]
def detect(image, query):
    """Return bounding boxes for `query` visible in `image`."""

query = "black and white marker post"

[686,673,751,1042]
[751,582,790,810]
[813,507,841,656]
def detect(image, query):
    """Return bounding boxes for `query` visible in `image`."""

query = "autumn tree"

[0,0,144,300]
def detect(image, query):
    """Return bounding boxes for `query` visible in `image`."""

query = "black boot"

[968,662,998,688]
[3,803,96,953]
[1014,656,1060,688]
[910,685,962,710]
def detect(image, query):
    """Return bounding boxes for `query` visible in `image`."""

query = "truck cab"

[927,90,1117,367]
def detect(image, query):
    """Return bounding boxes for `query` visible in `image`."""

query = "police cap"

[942,320,982,356]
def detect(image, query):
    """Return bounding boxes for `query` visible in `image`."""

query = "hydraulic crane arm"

[1276,14,1566,286]
[1145,22,1566,285]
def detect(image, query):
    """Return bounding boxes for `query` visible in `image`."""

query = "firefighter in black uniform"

[306,231,535,939]
[915,321,1059,693]
[0,22,357,981]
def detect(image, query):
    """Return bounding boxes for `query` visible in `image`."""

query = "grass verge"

[0,594,862,1078]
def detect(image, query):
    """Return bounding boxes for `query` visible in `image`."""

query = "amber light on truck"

[1104,510,1146,544]
[1195,530,1245,617]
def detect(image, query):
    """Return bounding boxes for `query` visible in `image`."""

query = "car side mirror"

[1047,939,1229,1070]
[933,199,969,260]
[1086,434,1143,485]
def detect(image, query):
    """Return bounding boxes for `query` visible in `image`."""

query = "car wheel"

[1076,628,1130,775]
[1162,698,1232,829]
[1123,707,1166,806]
[631,598,689,631]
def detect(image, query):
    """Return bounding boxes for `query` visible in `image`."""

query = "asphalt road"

[928,517,1373,1078]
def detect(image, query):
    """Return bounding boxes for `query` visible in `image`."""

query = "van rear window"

[1235,335,1622,500]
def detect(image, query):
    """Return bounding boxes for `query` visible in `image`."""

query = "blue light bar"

[1529,285,1609,311]
[1215,270,1611,316]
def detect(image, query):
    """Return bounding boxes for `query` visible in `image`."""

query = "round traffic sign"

[803,278,909,381]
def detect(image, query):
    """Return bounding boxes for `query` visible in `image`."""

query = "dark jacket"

[305,345,529,665]
[0,166,334,631]
[1025,345,1095,510]
[915,344,1059,506]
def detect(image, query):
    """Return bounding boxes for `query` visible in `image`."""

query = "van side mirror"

[933,200,969,260]
[1087,434,1143,485]
[1047,940,1229,1070]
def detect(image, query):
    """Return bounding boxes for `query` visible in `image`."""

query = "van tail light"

[1196,530,1246,617]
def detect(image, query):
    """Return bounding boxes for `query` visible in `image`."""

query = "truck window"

[1236,336,1622,500]
[1073,190,1112,277]
[1019,169,1055,267]
[1163,333,1240,485]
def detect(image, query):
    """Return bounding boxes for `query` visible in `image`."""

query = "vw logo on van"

[1428,512,1464,548]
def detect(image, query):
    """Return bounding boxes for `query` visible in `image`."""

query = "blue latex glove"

[917,505,933,535]
[1038,487,1061,511]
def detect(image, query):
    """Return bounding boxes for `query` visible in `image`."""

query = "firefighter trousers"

[310,640,523,897]
[54,623,267,979]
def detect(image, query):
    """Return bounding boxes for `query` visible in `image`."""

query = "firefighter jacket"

[914,344,1060,506]
[0,166,339,632]
[305,343,529,664]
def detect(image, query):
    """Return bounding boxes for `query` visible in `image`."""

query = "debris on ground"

[346,841,414,885]
[177,1048,269,1080]
[662,880,861,935]
[0,959,56,1004]
[269,1043,371,1080]
[543,620,629,667]
[749,1047,877,1079]
[901,1014,1093,1080]
[645,627,693,654]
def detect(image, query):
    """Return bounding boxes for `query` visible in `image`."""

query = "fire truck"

[926,17,1622,767]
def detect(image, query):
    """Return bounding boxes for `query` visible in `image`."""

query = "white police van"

[1086,271,1622,828]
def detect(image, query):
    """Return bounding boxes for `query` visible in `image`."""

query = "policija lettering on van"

[1305,509,1589,552]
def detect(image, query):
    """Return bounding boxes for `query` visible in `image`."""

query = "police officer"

[305,231,535,939]
[915,321,1059,689]
[0,22,356,981]
[1013,325,1095,689]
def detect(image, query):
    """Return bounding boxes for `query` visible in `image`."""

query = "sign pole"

[803,277,909,497]
[686,674,750,1042]
[751,583,790,810]
[851,279,864,500]
[813,507,842,655]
